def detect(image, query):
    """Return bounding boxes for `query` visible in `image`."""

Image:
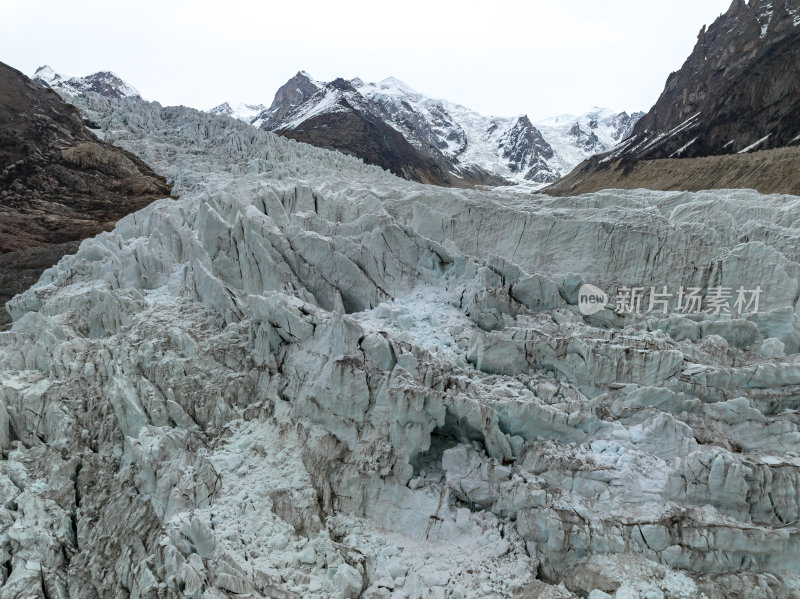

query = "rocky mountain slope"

[0,61,170,327]
[263,77,471,187]
[546,0,800,195]
[543,145,800,196]
[212,73,640,187]
[625,0,800,160]
[1,87,800,598]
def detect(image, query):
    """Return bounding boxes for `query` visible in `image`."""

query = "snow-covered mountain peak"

[32,64,62,86]
[208,101,267,122]
[353,77,429,108]
[32,65,140,99]
[85,71,139,97]
[375,76,418,95]
[211,71,642,187]
[532,108,644,173]
[277,83,360,130]
[250,71,323,129]
[296,69,317,83]
[537,107,620,126]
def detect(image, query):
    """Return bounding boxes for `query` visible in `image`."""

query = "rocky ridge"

[622,0,800,160]
[0,90,799,598]
[0,62,171,328]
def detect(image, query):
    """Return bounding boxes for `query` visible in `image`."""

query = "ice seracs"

[2,89,800,598]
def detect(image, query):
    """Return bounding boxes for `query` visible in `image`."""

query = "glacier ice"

[1,94,800,598]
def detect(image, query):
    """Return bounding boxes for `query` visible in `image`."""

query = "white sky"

[1,0,733,119]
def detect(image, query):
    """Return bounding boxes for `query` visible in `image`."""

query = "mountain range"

[30,64,642,188]
[211,72,642,187]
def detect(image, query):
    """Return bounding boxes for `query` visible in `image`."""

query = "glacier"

[1,93,800,598]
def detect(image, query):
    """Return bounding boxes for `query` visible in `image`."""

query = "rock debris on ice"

[1,93,800,598]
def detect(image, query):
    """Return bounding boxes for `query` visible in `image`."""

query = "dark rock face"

[0,61,171,325]
[545,0,800,194]
[627,0,800,159]
[255,71,323,130]
[499,116,559,182]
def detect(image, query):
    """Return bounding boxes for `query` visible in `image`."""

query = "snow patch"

[738,134,771,153]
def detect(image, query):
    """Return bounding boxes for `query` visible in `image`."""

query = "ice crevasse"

[1,94,800,598]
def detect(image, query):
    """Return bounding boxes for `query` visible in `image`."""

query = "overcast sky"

[2,0,732,119]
